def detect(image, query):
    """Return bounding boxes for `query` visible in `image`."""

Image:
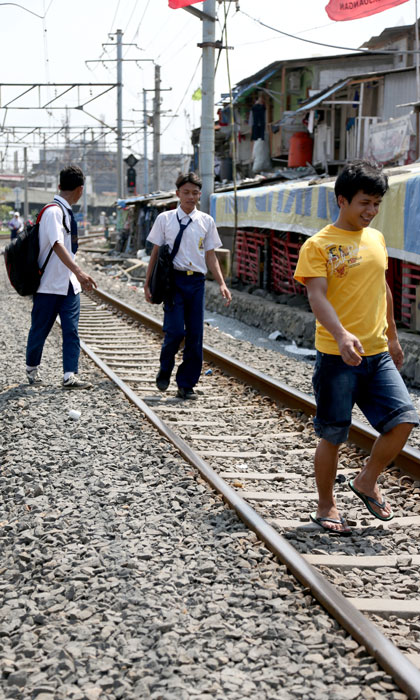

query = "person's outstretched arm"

[52,241,96,292]
[205,249,231,305]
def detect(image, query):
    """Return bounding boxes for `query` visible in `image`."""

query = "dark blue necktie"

[68,208,78,254]
[171,214,192,262]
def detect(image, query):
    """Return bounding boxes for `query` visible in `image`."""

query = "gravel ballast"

[82,252,420,447]
[0,267,410,699]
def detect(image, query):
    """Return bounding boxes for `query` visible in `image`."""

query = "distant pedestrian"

[25,164,97,389]
[294,160,419,535]
[144,172,231,399]
[8,211,23,240]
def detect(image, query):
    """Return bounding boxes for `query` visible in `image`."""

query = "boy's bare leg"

[314,438,346,532]
[352,422,413,518]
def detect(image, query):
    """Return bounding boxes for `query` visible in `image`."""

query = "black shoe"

[177,387,197,400]
[156,371,170,392]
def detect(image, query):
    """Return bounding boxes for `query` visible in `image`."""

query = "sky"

[0,0,418,170]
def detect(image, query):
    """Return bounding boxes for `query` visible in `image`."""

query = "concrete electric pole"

[153,64,161,192]
[23,147,28,223]
[143,89,149,194]
[199,0,216,214]
[116,29,123,199]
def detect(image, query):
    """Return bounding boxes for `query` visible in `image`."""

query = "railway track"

[78,286,420,699]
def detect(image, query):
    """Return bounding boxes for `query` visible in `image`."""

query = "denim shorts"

[312,351,419,445]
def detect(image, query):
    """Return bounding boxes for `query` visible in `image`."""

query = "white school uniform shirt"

[37,195,81,295]
[147,206,222,275]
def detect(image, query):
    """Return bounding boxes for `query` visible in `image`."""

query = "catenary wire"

[161,28,202,67]
[155,15,195,61]
[0,2,43,18]
[109,0,122,34]
[239,8,420,55]
[123,0,141,36]
[143,14,173,52]
[236,20,335,47]
[162,55,202,135]
[44,0,55,16]
[127,0,152,44]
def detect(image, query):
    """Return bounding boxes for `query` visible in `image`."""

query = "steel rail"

[90,286,420,479]
[79,331,420,700]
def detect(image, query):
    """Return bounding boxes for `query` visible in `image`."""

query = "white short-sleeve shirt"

[147,206,222,275]
[37,195,81,295]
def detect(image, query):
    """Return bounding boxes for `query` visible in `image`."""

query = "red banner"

[169,0,205,8]
[325,0,409,21]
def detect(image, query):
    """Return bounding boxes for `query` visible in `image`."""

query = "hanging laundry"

[250,95,266,141]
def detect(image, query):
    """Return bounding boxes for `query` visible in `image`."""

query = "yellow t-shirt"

[294,224,388,356]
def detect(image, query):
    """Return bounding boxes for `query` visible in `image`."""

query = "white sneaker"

[63,374,92,390]
[26,368,42,385]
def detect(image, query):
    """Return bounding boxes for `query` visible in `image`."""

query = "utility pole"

[86,43,153,200]
[82,130,88,233]
[116,29,123,199]
[199,0,216,213]
[415,0,420,101]
[23,147,28,223]
[143,89,149,194]
[43,135,48,190]
[153,64,161,192]
[138,72,171,194]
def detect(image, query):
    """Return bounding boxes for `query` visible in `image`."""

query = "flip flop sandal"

[349,479,394,521]
[310,511,352,536]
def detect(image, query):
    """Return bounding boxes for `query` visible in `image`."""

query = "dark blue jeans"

[160,273,205,389]
[26,284,81,374]
[312,351,419,445]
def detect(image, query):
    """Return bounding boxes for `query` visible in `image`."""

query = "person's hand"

[220,283,232,306]
[144,284,153,304]
[336,330,364,366]
[388,337,404,370]
[77,271,97,292]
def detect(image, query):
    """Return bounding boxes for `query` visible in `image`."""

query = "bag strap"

[37,202,70,276]
[170,214,192,262]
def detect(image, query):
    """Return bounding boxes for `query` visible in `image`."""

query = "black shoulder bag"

[149,215,192,304]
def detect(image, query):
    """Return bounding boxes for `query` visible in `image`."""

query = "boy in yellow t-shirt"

[294,160,418,535]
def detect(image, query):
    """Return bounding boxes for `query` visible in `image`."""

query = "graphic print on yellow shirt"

[294,225,388,356]
[326,243,362,278]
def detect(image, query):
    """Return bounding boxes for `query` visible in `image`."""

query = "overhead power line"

[162,55,202,135]
[109,0,122,34]
[0,2,44,18]
[236,21,335,47]
[44,0,55,16]
[240,9,420,56]
[123,0,141,35]
[128,0,151,43]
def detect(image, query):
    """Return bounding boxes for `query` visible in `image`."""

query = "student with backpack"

[25,165,96,389]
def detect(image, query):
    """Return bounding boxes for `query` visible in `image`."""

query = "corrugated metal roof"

[294,79,349,113]
[233,67,279,103]
[291,65,415,116]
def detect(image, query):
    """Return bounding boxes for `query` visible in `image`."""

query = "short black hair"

[176,172,202,190]
[334,160,388,204]
[59,165,85,191]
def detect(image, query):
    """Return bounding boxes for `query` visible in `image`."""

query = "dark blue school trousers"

[26,283,81,374]
[160,271,205,389]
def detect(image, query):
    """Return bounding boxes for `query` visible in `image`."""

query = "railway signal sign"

[126,167,137,195]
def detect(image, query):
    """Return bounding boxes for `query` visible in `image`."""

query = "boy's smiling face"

[336,190,383,231]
